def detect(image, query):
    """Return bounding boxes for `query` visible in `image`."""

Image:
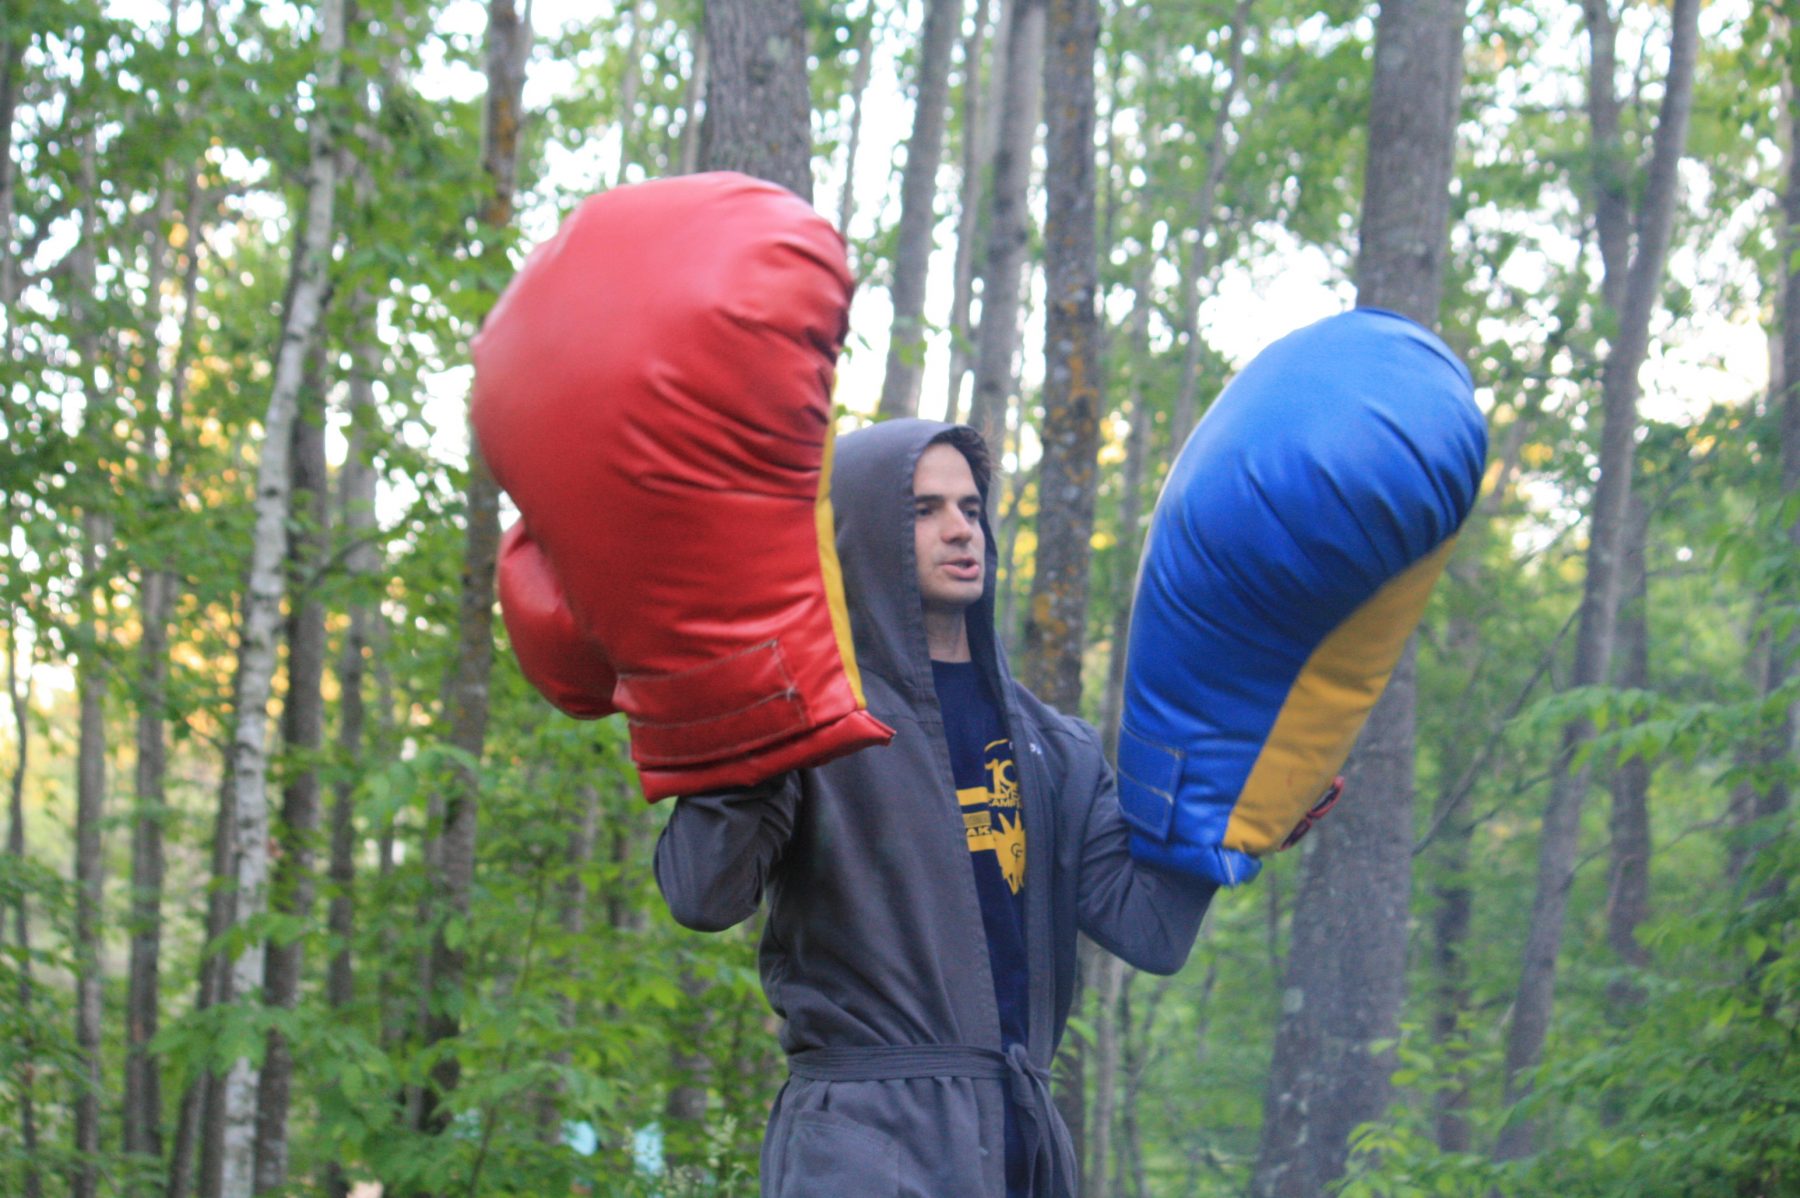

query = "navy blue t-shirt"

[932,659,1028,1196]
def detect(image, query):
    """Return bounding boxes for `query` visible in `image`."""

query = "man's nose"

[944,511,974,540]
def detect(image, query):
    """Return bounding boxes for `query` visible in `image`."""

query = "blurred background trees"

[0,0,1791,1194]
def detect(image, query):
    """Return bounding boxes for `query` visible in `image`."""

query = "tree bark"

[1730,39,1800,883]
[1252,1,1465,1191]
[124,167,205,1180]
[71,122,110,1198]
[1495,0,1699,1162]
[73,520,110,1198]
[967,0,1045,459]
[252,347,332,1193]
[1768,53,1800,836]
[835,18,874,237]
[535,783,601,1142]
[5,612,42,1198]
[1099,251,1155,759]
[322,267,381,1198]
[414,0,528,1152]
[878,0,964,418]
[946,0,1000,421]
[677,31,708,176]
[1428,791,1475,1152]
[1168,0,1252,457]
[1605,490,1651,974]
[612,0,648,186]
[0,24,23,287]
[126,567,173,1169]
[216,2,347,1191]
[1116,970,1147,1198]
[1086,951,1126,1198]
[173,731,238,1198]
[328,271,381,1018]
[1031,0,1101,1174]
[699,0,813,202]
[1022,0,1100,715]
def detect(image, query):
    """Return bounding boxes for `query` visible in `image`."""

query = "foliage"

[0,0,1788,1194]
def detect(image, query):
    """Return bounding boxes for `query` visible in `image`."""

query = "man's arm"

[653,773,801,932]
[1074,742,1216,976]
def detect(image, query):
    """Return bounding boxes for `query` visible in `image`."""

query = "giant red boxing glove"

[472,173,894,799]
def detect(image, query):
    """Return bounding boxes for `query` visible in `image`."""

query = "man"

[654,419,1215,1198]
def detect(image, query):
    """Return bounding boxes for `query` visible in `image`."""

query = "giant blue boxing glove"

[1118,308,1486,886]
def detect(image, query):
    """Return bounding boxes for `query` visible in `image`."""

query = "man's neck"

[924,608,971,663]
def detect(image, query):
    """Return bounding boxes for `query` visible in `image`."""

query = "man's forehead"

[912,442,981,497]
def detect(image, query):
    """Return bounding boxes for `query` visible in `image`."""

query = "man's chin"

[923,581,984,611]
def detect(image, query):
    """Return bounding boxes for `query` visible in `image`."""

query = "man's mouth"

[944,558,981,581]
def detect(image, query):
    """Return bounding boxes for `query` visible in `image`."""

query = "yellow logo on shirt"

[957,738,1025,894]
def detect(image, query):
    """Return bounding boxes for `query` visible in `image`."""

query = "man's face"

[912,442,986,615]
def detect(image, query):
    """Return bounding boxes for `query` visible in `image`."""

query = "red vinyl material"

[472,173,894,799]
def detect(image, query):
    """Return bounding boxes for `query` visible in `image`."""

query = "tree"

[1253,1,1466,1193]
[1027,0,1103,1175]
[878,0,963,418]
[69,112,114,1198]
[1495,0,1701,1161]
[700,0,814,201]
[1167,0,1253,455]
[215,1,348,1190]
[968,0,1045,458]
[4,609,41,1198]
[945,0,1001,419]
[413,0,531,1155]
[251,347,331,1192]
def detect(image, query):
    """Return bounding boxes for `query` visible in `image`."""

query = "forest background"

[1,0,1794,1195]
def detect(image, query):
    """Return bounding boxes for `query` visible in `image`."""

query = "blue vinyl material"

[1118,308,1486,886]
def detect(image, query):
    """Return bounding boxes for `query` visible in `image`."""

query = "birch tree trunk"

[252,348,332,1192]
[1495,0,1699,1161]
[1253,1,1465,1192]
[414,0,529,1150]
[967,0,1044,458]
[215,1,347,1190]
[878,0,963,418]
[700,0,813,202]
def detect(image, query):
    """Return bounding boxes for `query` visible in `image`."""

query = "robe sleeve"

[653,773,802,933]
[1072,732,1215,976]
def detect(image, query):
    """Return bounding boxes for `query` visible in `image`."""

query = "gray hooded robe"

[654,419,1215,1198]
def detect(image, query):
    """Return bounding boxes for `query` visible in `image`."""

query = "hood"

[831,418,1008,705]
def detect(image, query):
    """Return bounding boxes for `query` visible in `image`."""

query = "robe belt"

[787,1043,1073,1198]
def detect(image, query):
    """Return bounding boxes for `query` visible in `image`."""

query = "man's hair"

[927,426,993,495]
